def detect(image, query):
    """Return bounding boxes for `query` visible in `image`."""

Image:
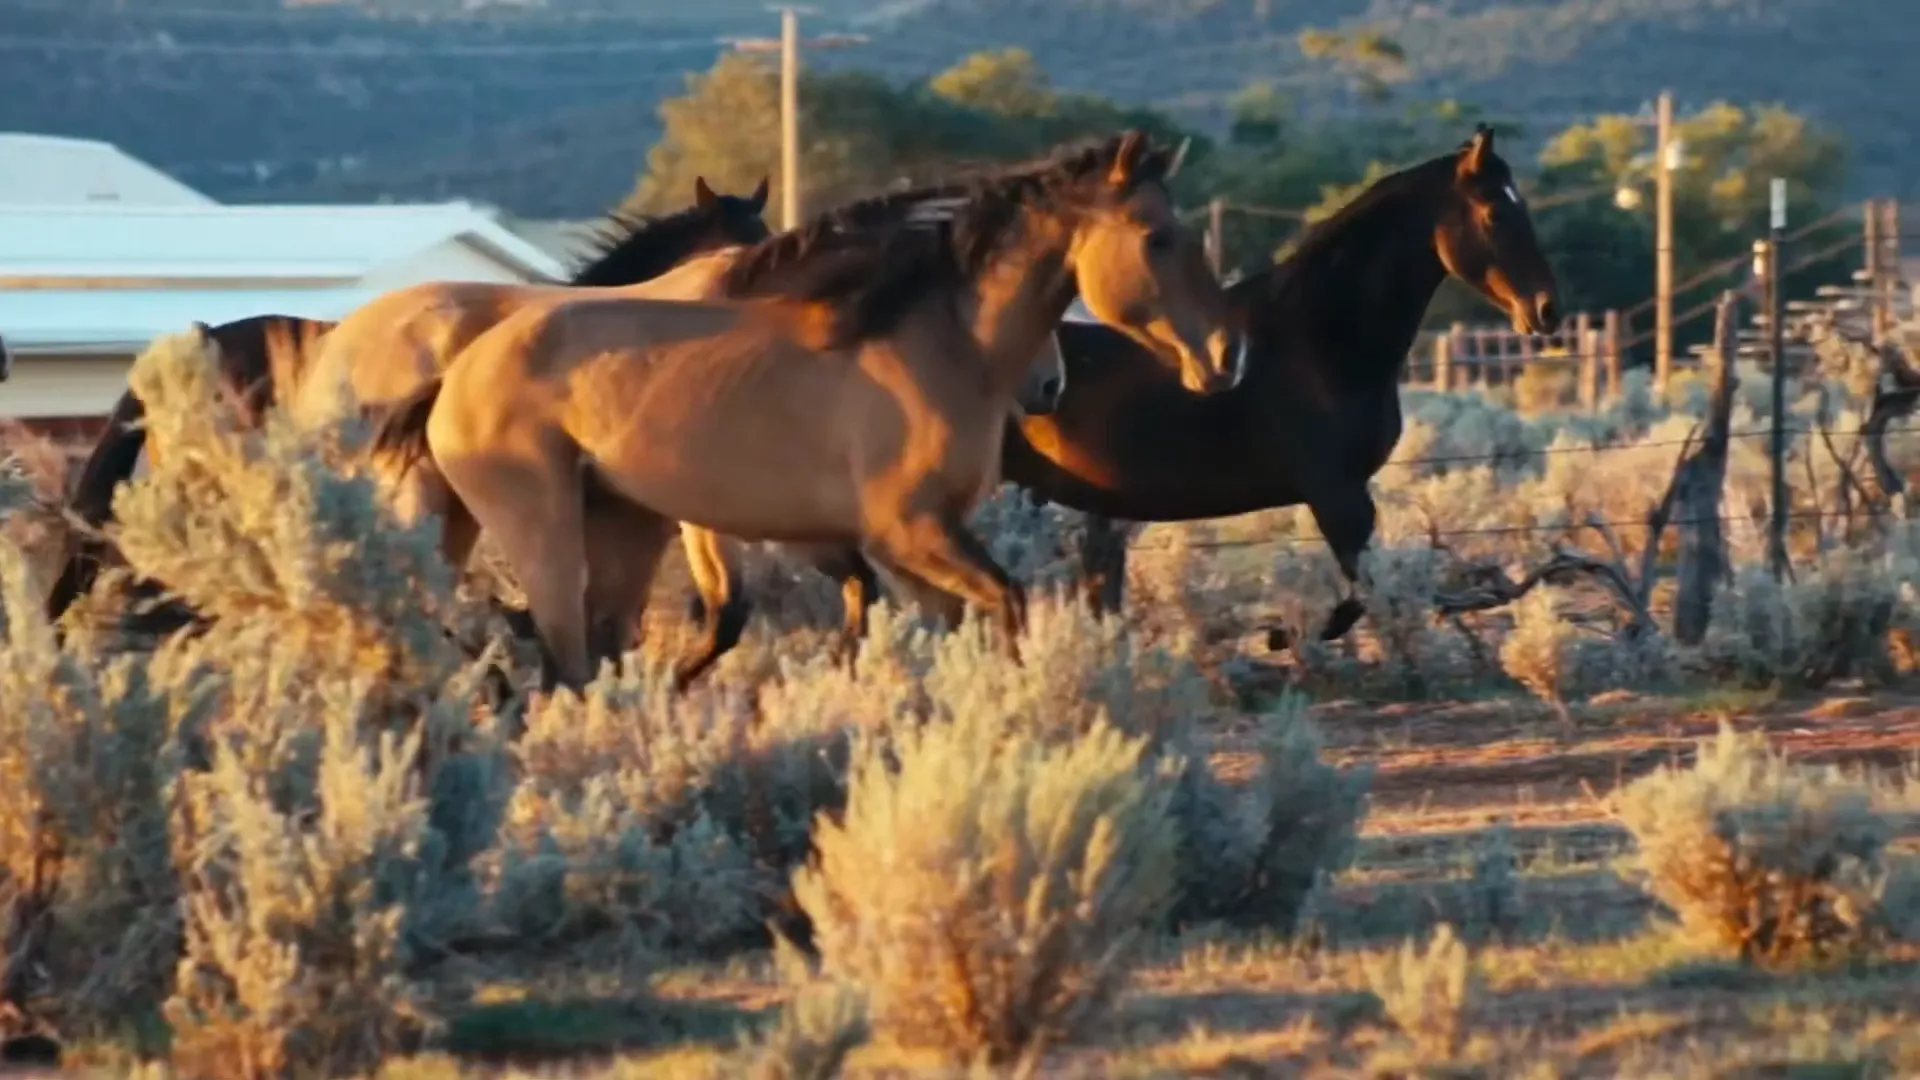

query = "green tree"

[927,47,1055,117]
[1297,26,1408,104]
[1536,100,1850,347]
[630,50,1201,222]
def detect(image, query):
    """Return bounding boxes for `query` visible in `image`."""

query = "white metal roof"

[0,132,218,207]
[0,201,569,283]
[0,287,385,354]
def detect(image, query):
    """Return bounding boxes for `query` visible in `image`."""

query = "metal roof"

[0,201,569,283]
[0,286,385,354]
[0,132,219,208]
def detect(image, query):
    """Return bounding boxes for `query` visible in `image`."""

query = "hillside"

[3,0,1914,216]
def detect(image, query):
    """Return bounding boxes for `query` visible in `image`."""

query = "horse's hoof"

[500,606,539,640]
[0,1034,61,1067]
[1265,624,1294,652]
[1320,598,1366,641]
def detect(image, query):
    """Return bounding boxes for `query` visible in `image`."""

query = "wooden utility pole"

[1206,197,1225,278]
[1654,90,1675,393]
[779,8,799,231]
[724,7,868,231]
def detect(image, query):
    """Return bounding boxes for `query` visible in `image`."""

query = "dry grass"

[2,324,1918,1079]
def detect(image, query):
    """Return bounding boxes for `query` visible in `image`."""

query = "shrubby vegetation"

[0,280,1915,1075]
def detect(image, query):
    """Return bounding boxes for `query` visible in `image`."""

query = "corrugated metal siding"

[0,203,567,282]
[0,287,384,353]
[0,132,217,208]
[1,354,138,420]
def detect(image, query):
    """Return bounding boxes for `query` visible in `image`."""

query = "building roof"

[0,287,386,354]
[0,201,570,283]
[0,132,219,208]
[504,218,608,266]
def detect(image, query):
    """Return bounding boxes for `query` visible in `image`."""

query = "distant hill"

[4,0,1914,217]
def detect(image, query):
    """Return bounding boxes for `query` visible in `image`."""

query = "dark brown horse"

[0,331,12,382]
[44,177,772,629]
[710,124,1561,650]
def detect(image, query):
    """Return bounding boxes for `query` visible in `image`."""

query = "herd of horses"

[29,124,1561,694]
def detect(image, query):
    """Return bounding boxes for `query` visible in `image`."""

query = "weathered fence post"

[1670,290,1740,644]
[1574,312,1596,409]
[1866,198,1886,343]
[1602,309,1622,398]
[1432,332,1452,390]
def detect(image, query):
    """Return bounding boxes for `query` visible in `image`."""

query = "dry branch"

[1434,550,1650,632]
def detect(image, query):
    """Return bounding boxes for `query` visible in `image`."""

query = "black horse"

[44,177,772,631]
[701,124,1561,656]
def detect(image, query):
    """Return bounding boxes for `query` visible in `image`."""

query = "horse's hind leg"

[578,492,677,679]
[673,524,749,692]
[1275,482,1375,649]
[1079,512,1131,616]
[869,512,1026,659]
[433,436,594,692]
[813,545,883,666]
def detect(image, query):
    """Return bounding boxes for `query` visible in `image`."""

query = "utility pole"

[1206,197,1225,278]
[723,7,868,231]
[1654,89,1675,393]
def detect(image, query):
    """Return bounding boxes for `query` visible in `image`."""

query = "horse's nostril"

[1041,378,1063,399]
[1537,296,1560,329]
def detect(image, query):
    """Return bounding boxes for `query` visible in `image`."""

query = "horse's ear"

[750,176,770,209]
[1108,128,1151,188]
[1459,123,1494,177]
[693,176,719,209]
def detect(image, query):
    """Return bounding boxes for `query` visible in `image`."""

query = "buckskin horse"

[739,124,1562,650]
[368,129,1247,691]
[44,177,773,631]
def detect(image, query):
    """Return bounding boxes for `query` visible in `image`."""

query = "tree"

[1536,100,1850,350]
[927,47,1055,117]
[1296,26,1408,104]
[629,50,1200,220]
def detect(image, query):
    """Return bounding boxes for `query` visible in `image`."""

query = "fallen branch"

[1434,550,1652,634]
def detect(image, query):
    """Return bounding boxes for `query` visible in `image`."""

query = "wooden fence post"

[1602,309,1622,398]
[1670,290,1740,644]
[1432,333,1452,390]
[1575,311,1597,409]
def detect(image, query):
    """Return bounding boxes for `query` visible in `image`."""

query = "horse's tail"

[45,388,153,621]
[209,314,332,424]
[369,375,443,481]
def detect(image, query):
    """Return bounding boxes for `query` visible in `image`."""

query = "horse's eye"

[1145,228,1176,254]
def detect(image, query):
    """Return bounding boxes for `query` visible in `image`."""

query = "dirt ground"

[277,681,1918,1080]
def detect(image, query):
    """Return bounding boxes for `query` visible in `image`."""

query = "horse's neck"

[960,235,1075,397]
[1270,196,1449,391]
[618,247,747,301]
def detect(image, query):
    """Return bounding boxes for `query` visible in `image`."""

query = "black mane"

[1236,133,1509,307]
[716,132,1179,346]
[566,199,764,287]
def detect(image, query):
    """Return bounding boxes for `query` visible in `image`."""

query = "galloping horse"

[44,178,773,629]
[370,129,1247,691]
[739,124,1562,647]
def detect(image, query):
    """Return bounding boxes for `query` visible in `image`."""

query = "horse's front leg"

[869,512,1026,661]
[1079,512,1130,616]
[1269,480,1375,649]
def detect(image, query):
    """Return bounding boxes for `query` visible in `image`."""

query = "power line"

[1132,507,1907,554]
[1377,425,1920,471]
